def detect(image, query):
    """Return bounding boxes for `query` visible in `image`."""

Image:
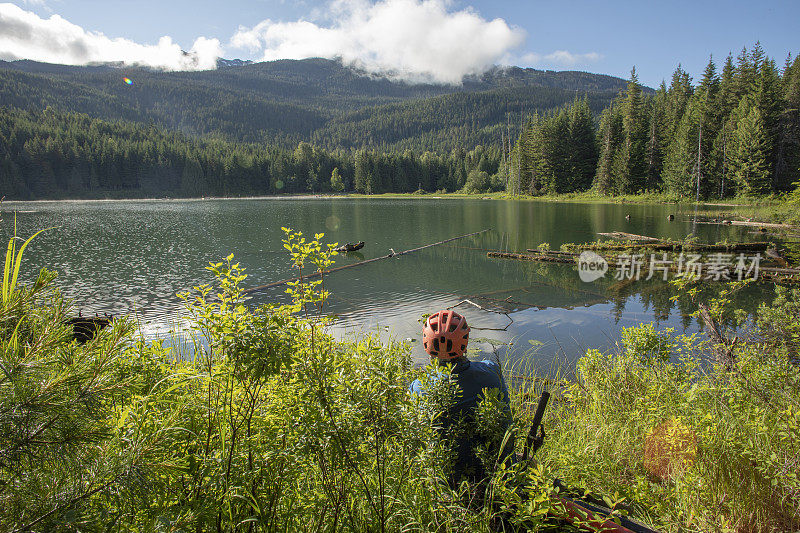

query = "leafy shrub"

[536,287,800,532]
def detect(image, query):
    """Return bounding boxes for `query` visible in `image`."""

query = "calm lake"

[1,197,773,370]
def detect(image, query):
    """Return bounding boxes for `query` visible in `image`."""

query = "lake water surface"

[1,197,773,370]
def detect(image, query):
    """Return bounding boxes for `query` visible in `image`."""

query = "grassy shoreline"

[5,190,797,227]
[348,190,800,226]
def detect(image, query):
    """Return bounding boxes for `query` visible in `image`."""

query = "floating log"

[574,241,774,252]
[66,314,113,344]
[597,232,661,242]
[334,241,365,253]
[761,266,800,275]
[489,250,800,284]
[526,249,578,256]
[244,229,491,294]
[488,252,573,263]
[720,220,798,230]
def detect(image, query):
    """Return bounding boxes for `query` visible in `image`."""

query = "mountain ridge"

[0,57,643,151]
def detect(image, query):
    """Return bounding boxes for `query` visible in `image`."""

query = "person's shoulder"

[472,359,500,371]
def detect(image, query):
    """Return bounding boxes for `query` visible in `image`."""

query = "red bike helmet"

[422,310,470,360]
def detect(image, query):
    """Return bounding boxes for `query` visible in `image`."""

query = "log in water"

[244,229,492,294]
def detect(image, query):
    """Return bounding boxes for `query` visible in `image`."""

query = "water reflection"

[1,198,776,367]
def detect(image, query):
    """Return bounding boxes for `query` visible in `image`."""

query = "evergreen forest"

[1,45,799,200]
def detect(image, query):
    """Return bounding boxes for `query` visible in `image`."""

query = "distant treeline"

[512,44,800,198]
[0,107,502,198]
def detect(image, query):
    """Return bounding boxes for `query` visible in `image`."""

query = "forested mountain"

[2,47,798,201]
[311,86,616,152]
[0,58,625,150]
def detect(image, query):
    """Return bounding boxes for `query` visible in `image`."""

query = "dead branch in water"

[243,229,491,294]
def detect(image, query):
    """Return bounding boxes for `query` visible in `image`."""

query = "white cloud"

[0,3,222,70]
[230,0,525,84]
[520,50,602,68]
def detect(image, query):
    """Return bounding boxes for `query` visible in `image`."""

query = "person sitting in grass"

[409,309,514,486]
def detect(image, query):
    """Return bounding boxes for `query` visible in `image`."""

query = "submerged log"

[525,249,578,256]
[597,231,661,242]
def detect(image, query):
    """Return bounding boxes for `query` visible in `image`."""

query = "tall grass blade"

[3,236,13,304]
[9,229,47,299]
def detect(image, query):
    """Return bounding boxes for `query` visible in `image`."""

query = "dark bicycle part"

[554,495,661,533]
[516,394,661,532]
[522,391,550,461]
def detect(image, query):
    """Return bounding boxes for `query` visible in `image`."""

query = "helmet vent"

[446,339,453,352]
[432,338,440,351]
[448,323,458,332]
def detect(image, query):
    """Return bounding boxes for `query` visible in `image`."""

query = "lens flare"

[325,215,341,231]
[123,77,133,85]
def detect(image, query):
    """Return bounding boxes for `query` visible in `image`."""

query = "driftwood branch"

[243,229,491,294]
[447,299,513,331]
[698,303,739,367]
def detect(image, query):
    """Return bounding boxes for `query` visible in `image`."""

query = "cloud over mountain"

[520,50,602,67]
[0,3,221,70]
[230,0,525,84]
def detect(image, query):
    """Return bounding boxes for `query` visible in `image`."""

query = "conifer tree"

[779,55,800,188]
[734,46,757,101]
[645,83,668,188]
[619,67,649,192]
[717,53,739,121]
[695,56,721,197]
[755,58,787,188]
[330,167,344,192]
[731,101,772,195]
[353,150,369,193]
[522,114,549,195]
[663,99,700,198]
[594,104,623,194]
[665,66,693,141]
[566,96,598,191]
[544,108,571,192]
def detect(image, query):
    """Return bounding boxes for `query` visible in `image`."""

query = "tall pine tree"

[731,100,772,195]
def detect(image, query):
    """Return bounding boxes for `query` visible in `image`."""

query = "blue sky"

[2,0,797,86]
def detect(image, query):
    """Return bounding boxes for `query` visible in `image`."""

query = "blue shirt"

[410,359,512,482]
[409,359,511,411]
